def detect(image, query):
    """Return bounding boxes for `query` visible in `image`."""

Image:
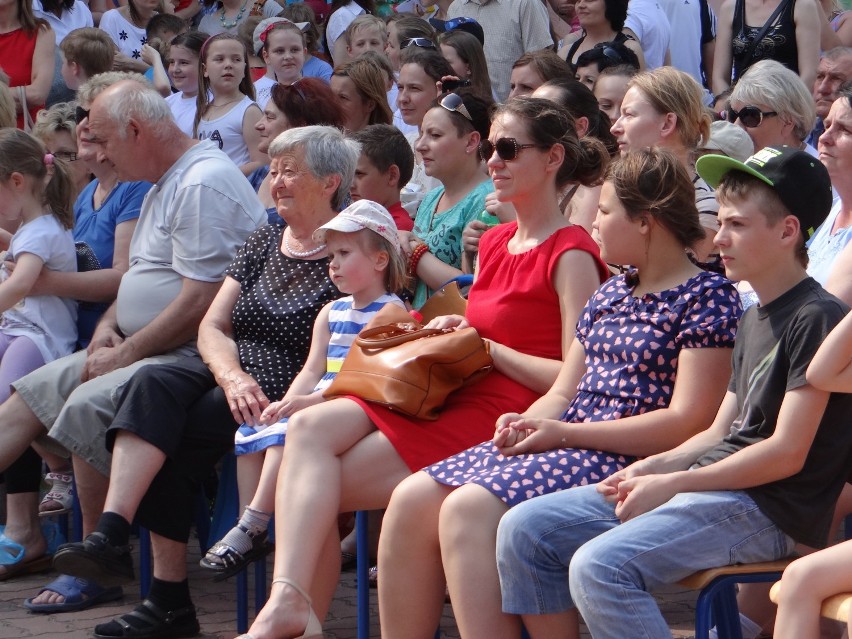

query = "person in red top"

[0,0,54,130]
[240,96,611,639]
[349,124,415,232]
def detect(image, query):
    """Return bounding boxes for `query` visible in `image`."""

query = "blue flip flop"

[0,532,52,581]
[24,574,124,613]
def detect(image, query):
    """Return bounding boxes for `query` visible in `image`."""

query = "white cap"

[313,200,401,253]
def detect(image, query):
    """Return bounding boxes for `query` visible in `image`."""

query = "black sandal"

[92,599,200,639]
[199,525,273,582]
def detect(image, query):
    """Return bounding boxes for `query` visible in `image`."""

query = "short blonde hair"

[629,67,711,150]
[345,15,386,46]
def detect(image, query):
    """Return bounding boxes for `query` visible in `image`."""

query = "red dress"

[0,28,41,129]
[352,222,610,471]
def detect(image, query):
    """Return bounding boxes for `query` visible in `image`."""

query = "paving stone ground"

[0,534,700,639]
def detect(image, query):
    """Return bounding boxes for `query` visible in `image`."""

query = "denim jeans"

[496,484,795,639]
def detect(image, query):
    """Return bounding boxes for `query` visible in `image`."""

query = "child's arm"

[806,310,852,392]
[0,252,46,314]
[259,302,334,423]
[141,43,172,97]
[239,104,266,176]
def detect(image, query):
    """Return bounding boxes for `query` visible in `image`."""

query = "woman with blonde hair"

[611,66,719,263]
[330,55,393,132]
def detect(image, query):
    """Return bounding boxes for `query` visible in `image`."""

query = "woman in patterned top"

[377,148,742,639]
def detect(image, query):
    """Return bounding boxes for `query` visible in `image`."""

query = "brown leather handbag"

[323,313,493,420]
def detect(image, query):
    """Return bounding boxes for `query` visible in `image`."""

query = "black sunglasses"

[478,138,545,162]
[401,37,436,50]
[289,79,307,102]
[725,105,778,128]
[593,42,624,63]
[440,92,472,121]
[75,106,89,124]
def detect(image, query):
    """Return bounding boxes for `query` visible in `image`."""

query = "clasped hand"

[492,413,568,454]
[596,462,680,522]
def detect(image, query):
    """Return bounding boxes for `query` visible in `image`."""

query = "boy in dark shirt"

[494,146,852,638]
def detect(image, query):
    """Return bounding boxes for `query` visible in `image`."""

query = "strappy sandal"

[92,599,200,639]
[235,578,322,639]
[39,471,75,516]
[199,525,273,582]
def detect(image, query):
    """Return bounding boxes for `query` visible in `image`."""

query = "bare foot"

[28,582,67,606]
[0,528,47,579]
[245,580,316,639]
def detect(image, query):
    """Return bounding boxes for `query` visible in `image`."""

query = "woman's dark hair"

[539,77,617,157]
[430,89,493,141]
[39,0,75,14]
[438,30,493,101]
[493,97,608,189]
[271,77,346,129]
[394,15,437,47]
[574,40,640,73]
[603,0,629,32]
[281,3,321,53]
[400,47,455,83]
[512,49,572,83]
[17,0,48,34]
[606,148,705,248]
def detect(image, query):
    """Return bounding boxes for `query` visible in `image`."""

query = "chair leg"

[356,511,370,639]
[139,527,151,599]
[237,569,249,634]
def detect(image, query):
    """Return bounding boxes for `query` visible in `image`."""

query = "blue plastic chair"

[678,559,794,639]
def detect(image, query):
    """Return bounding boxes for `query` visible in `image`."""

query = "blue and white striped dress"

[234,292,405,455]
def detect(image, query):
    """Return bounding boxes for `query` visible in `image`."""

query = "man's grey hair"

[83,75,176,142]
[731,59,816,142]
[822,46,852,62]
[268,126,361,210]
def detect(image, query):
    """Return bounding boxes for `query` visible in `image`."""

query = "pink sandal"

[39,471,75,517]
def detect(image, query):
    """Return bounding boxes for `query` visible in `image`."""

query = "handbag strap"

[356,325,446,348]
[16,86,33,132]
[738,0,788,73]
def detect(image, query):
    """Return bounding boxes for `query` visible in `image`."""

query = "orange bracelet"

[408,242,429,276]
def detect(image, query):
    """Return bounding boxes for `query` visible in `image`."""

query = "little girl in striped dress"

[201,200,408,577]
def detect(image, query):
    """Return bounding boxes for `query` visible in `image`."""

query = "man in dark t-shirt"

[494,146,852,638]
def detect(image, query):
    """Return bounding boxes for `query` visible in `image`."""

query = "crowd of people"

[2,0,852,638]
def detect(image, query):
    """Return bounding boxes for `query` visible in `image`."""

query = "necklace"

[219,0,248,28]
[209,98,241,109]
[285,229,326,258]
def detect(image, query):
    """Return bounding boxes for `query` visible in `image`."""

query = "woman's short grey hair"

[83,75,175,142]
[731,60,816,142]
[268,126,361,210]
[32,101,77,140]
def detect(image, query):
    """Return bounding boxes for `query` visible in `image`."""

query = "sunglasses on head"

[75,106,89,124]
[440,92,472,121]
[725,104,778,128]
[401,37,436,50]
[593,42,624,63]
[289,79,307,102]
[478,137,545,162]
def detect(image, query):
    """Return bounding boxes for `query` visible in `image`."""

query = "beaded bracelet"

[408,242,430,276]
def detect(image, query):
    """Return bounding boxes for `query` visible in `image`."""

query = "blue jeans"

[496,484,795,639]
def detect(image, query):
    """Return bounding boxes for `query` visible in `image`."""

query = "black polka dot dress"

[224,225,339,401]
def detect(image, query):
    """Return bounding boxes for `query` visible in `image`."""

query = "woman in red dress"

[0,0,54,129]
[240,97,611,639]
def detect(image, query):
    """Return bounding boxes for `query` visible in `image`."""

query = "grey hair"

[823,46,852,62]
[32,101,77,140]
[731,60,816,142]
[87,76,176,142]
[268,125,361,210]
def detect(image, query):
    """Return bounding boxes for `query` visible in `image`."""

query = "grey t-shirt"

[116,141,265,342]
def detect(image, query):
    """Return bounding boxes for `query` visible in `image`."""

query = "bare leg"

[379,472,453,639]
[248,446,282,514]
[236,451,264,512]
[102,431,167,520]
[150,533,188,582]
[71,455,109,536]
[774,541,852,639]
[522,610,582,639]
[247,399,411,639]
[440,484,519,639]
[0,492,47,576]
[0,393,48,473]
